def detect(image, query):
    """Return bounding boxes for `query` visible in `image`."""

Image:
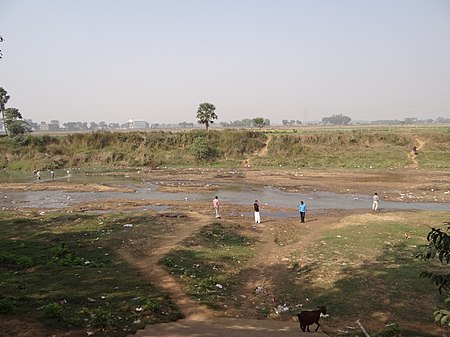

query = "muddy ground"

[1,167,449,337]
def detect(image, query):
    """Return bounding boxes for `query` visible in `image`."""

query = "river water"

[0,172,448,215]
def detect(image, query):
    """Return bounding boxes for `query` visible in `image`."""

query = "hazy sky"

[1,0,449,125]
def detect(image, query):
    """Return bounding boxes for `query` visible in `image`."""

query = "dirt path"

[118,211,214,320]
[125,209,338,337]
[243,136,273,166]
[407,137,426,168]
[133,317,328,337]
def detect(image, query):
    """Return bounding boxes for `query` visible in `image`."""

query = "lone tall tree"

[196,102,218,130]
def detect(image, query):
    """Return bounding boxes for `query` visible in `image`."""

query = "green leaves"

[196,102,218,130]
[434,308,450,327]
[418,221,450,327]
[190,137,216,162]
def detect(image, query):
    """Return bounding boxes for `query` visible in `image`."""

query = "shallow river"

[0,173,448,216]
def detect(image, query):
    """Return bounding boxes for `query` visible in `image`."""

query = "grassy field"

[161,222,258,309]
[0,211,182,337]
[1,208,449,336]
[162,212,449,336]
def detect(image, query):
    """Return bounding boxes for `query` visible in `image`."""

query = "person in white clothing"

[253,200,260,223]
[372,192,380,210]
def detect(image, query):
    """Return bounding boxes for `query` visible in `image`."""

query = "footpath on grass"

[124,211,331,337]
[134,317,328,337]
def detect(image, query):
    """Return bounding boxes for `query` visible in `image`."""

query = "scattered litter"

[133,319,141,324]
[215,283,223,289]
[275,304,290,314]
[320,313,330,318]
[87,298,96,303]
[255,286,265,294]
[123,224,133,228]
[39,211,45,215]
[135,306,143,312]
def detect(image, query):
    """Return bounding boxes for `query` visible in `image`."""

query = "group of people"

[212,196,308,223]
[212,192,381,223]
[33,169,55,181]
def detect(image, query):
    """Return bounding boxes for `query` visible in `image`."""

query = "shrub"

[91,307,115,328]
[43,302,63,319]
[191,137,215,162]
[144,298,161,312]
[0,298,17,314]
[17,256,33,269]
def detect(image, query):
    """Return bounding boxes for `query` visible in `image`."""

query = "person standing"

[253,200,261,223]
[372,193,380,211]
[299,200,307,223]
[213,196,220,218]
[50,169,55,179]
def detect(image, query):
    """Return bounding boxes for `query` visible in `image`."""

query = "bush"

[43,302,63,320]
[0,298,18,314]
[91,307,115,328]
[191,137,216,162]
[17,256,33,269]
[144,298,161,312]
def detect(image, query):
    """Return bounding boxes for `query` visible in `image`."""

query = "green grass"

[158,211,450,337]
[0,211,182,336]
[1,126,449,170]
[284,212,450,335]
[161,222,257,309]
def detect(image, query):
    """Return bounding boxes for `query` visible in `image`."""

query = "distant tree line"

[322,114,352,125]
[282,120,302,126]
[2,93,450,135]
[219,118,271,128]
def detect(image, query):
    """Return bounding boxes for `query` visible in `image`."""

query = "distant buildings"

[128,119,149,129]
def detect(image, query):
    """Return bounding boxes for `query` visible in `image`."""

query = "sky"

[1,0,450,125]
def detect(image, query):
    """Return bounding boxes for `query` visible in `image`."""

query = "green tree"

[322,114,352,125]
[252,117,265,128]
[4,108,30,136]
[190,137,214,162]
[196,102,218,130]
[417,221,450,327]
[0,87,10,135]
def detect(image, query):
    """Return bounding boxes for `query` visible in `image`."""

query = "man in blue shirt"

[299,201,307,223]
